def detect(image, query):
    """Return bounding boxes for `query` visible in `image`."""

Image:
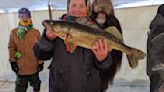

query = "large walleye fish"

[42,20,146,68]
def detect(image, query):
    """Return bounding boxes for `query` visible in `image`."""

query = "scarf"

[16,19,33,38]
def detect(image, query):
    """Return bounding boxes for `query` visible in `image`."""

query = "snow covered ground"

[0,61,150,92]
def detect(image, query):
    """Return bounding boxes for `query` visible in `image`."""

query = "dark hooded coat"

[33,15,114,92]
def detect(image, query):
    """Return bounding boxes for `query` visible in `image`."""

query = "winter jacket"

[8,28,43,75]
[33,16,113,92]
[147,14,164,78]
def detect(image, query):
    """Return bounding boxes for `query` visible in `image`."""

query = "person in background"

[147,4,164,92]
[60,14,67,19]
[33,0,114,92]
[90,0,123,91]
[8,8,44,92]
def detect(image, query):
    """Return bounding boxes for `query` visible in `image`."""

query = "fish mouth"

[42,20,54,27]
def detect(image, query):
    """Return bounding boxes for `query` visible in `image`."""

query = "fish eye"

[56,26,60,29]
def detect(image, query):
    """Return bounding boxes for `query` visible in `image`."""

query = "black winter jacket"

[33,18,113,92]
[147,14,164,78]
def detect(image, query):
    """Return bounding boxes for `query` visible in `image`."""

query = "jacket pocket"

[50,64,68,92]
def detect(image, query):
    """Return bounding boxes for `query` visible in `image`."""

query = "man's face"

[68,0,88,17]
[19,13,30,22]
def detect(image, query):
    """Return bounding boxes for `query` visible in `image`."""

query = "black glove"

[37,63,44,72]
[10,62,18,73]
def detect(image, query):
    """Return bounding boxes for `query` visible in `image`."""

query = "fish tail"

[126,47,146,68]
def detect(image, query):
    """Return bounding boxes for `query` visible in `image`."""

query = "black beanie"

[157,4,164,17]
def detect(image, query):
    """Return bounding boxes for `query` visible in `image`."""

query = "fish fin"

[66,41,70,52]
[126,54,138,68]
[65,33,71,52]
[126,47,146,68]
[65,41,77,53]
[65,33,77,53]
[104,26,123,41]
[68,42,77,53]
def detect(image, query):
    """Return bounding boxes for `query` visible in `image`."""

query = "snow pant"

[15,72,41,92]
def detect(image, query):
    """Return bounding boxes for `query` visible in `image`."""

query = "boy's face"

[68,0,88,17]
[19,13,30,22]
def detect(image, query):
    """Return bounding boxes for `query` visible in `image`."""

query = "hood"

[150,14,164,29]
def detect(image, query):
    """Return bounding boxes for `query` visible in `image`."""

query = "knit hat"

[18,8,31,18]
[157,4,164,17]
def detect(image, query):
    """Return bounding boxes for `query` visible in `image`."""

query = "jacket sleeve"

[150,32,164,64]
[8,30,17,62]
[36,30,45,64]
[33,32,55,61]
[150,32,164,79]
[94,53,113,69]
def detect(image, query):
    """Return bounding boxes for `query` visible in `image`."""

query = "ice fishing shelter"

[0,0,164,92]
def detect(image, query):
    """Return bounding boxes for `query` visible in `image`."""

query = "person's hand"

[46,30,57,41]
[43,20,57,41]
[91,39,109,62]
[37,63,44,72]
[10,62,19,73]
[159,88,164,92]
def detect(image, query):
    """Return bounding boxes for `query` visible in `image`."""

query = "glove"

[37,63,44,72]
[10,62,19,73]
